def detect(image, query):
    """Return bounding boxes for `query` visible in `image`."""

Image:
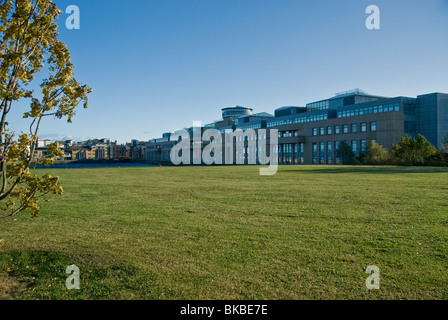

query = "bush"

[392,134,437,166]
[363,141,391,165]
[426,151,447,167]
[338,134,447,167]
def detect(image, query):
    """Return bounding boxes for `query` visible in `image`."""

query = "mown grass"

[0,165,447,300]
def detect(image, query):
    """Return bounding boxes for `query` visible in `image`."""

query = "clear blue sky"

[11,0,448,143]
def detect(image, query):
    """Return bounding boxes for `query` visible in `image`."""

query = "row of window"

[277,143,305,164]
[232,102,400,132]
[277,139,371,165]
[238,124,262,130]
[311,140,371,164]
[266,113,328,128]
[278,140,371,157]
[312,122,376,136]
[228,133,268,142]
[265,102,400,129]
[232,139,378,164]
[337,103,400,118]
[279,130,299,138]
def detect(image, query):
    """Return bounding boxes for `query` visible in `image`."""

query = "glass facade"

[266,112,328,128]
[337,102,401,118]
[306,100,330,111]
[222,107,253,118]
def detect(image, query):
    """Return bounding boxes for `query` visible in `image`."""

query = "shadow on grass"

[0,250,162,300]
[281,165,448,175]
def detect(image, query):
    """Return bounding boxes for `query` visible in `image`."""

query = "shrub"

[391,134,436,166]
[363,141,391,165]
[426,151,447,167]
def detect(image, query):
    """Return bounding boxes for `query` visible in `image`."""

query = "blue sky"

[11,0,448,143]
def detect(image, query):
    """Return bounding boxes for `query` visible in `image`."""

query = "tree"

[363,140,391,165]
[0,0,91,219]
[391,134,436,166]
[440,131,448,153]
[336,141,355,165]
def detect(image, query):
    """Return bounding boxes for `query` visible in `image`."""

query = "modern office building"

[146,89,448,165]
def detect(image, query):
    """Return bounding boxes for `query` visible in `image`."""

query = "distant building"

[71,146,96,160]
[128,140,148,161]
[146,132,175,163]
[36,139,52,148]
[110,142,130,161]
[34,138,114,161]
[33,138,65,160]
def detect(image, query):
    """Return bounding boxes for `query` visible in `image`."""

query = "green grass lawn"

[0,165,447,300]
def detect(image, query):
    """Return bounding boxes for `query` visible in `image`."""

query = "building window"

[320,142,325,153]
[327,141,333,164]
[327,126,332,135]
[334,141,341,164]
[320,142,325,164]
[320,127,325,136]
[312,128,318,136]
[334,125,340,135]
[351,124,357,133]
[360,122,367,132]
[298,143,304,164]
[342,125,348,134]
[351,140,357,156]
[370,121,377,132]
[360,140,367,154]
